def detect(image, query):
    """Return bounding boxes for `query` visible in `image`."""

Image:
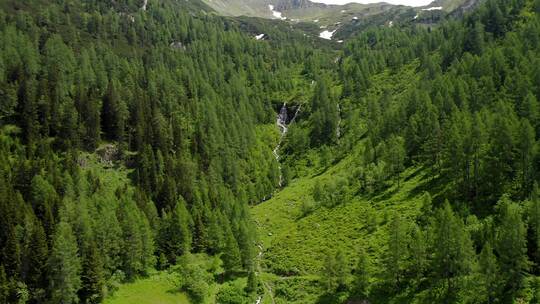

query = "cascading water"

[277,103,288,134]
[272,103,301,187]
[254,103,301,304]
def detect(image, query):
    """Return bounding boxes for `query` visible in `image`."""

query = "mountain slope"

[251,0,540,302]
[202,0,483,39]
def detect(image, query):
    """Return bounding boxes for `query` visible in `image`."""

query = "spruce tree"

[517,118,535,196]
[334,249,348,290]
[221,218,242,275]
[26,219,48,300]
[0,265,8,303]
[322,251,338,291]
[246,268,258,293]
[321,249,348,292]
[79,241,105,304]
[48,221,82,304]
[529,183,540,266]
[385,212,408,288]
[409,224,427,282]
[158,199,192,264]
[478,242,499,304]
[354,248,370,299]
[431,201,474,302]
[310,77,339,145]
[495,197,530,298]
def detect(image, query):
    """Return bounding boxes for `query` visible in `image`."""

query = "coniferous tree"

[478,242,499,304]
[495,198,530,298]
[310,77,339,145]
[383,136,406,188]
[334,249,348,290]
[431,201,475,302]
[322,249,348,292]
[0,265,8,303]
[48,221,81,304]
[246,268,258,294]
[79,241,105,304]
[385,212,408,288]
[409,224,428,282]
[354,247,370,299]
[26,219,48,300]
[222,218,242,275]
[517,119,535,196]
[529,183,540,266]
[4,227,21,279]
[158,199,192,265]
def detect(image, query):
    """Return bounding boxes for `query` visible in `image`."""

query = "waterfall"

[272,103,301,187]
[277,103,288,134]
[255,103,301,304]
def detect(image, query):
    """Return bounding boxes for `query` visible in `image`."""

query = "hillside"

[201,0,483,41]
[252,0,540,301]
[0,0,540,303]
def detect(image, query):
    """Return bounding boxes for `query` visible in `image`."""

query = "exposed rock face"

[170,41,186,50]
[96,144,119,167]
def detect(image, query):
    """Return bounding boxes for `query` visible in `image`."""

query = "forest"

[0,0,540,303]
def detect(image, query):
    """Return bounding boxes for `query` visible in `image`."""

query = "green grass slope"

[103,272,190,304]
[252,143,434,302]
[251,62,437,303]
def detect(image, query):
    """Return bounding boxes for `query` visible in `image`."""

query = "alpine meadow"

[1,0,540,303]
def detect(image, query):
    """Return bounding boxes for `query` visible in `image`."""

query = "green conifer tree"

[48,221,81,304]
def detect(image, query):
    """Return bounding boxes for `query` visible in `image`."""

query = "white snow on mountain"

[319,29,336,40]
[268,5,286,20]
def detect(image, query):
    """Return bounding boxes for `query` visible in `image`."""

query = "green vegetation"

[103,272,190,304]
[251,0,540,302]
[1,0,540,303]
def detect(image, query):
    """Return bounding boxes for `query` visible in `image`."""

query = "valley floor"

[252,141,434,303]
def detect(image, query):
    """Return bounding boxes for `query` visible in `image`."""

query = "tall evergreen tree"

[158,199,192,265]
[221,217,242,275]
[79,241,105,304]
[0,265,8,304]
[431,201,475,303]
[310,77,339,145]
[529,183,540,267]
[478,242,499,304]
[354,247,370,299]
[495,197,530,298]
[48,221,81,304]
[385,212,408,288]
[26,219,48,301]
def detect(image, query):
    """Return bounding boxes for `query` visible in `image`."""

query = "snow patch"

[142,0,148,10]
[319,30,336,40]
[268,5,286,20]
[422,6,442,10]
[389,21,394,27]
[352,16,358,20]
[314,19,319,22]
[414,13,419,19]
[255,33,265,40]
